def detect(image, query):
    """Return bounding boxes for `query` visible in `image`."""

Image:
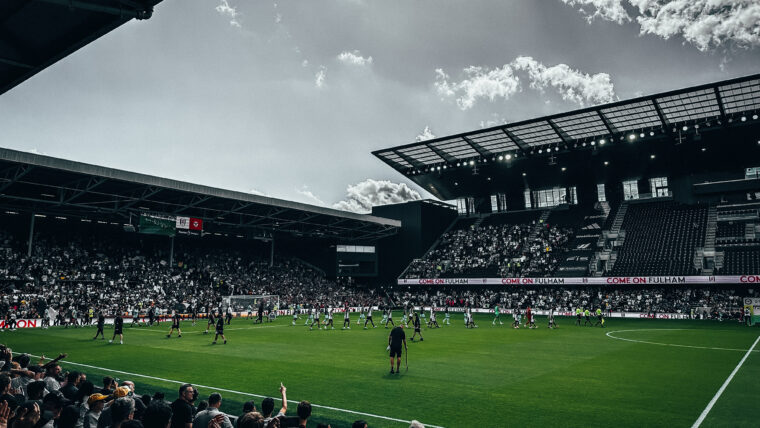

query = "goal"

[224,295,280,313]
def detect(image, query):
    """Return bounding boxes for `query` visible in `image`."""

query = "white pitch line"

[14,352,444,428]
[129,325,289,335]
[692,335,760,428]
[605,329,760,353]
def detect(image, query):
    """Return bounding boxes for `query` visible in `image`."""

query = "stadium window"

[746,167,760,179]
[532,187,568,208]
[597,183,607,202]
[649,177,669,197]
[457,198,468,215]
[569,187,578,205]
[491,193,507,213]
[524,189,532,209]
[623,180,639,200]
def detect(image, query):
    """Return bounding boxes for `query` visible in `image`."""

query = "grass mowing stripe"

[13,351,445,428]
[606,329,760,352]
[691,335,760,428]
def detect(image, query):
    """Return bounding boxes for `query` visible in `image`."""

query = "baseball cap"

[113,387,130,398]
[88,394,109,406]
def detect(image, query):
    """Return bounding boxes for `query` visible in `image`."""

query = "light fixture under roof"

[505,154,512,160]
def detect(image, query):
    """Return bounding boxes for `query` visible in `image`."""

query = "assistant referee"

[388,325,407,374]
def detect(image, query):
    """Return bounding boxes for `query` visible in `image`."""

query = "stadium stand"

[609,202,708,276]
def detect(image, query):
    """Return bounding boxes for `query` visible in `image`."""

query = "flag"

[189,218,203,231]
[176,217,190,229]
[139,215,176,237]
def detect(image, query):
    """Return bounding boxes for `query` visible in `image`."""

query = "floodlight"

[628,134,636,141]
[599,139,605,145]
[650,154,655,159]
[505,154,512,160]
[498,155,503,161]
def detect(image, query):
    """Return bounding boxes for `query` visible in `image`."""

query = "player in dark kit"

[410,312,423,342]
[213,316,226,344]
[388,325,407,374]
[93,311,106,340]
[255,301,264,324]
[225,306,233,325]
[364,306,376,329]
[110,312,124,344]
[204,309,215,334]
[167,312,182,338]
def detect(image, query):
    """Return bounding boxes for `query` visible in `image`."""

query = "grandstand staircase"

[695,206,718,275]
[746,222,756,240]
[396,215,461,279]
[590,201,628,276]
[529,210,551,240]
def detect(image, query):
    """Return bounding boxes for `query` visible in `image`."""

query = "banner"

[744,298,760,326]
[176,217,190,229]
[399,275,760,286]
[139,215,176,237]
[189,218,203,231]
[0,319,41,329]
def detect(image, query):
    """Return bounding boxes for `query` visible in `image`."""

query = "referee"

[388,325,407,374]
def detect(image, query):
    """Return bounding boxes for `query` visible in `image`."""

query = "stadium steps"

[746,223,756,240]
[696,206,717,274]
[611,201,628,233]
[397,215,462,279]
[528,210,551,240]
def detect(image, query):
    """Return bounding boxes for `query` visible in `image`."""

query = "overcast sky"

[1,0,758,213]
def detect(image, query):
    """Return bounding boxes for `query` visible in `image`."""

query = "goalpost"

[224,295,280,314]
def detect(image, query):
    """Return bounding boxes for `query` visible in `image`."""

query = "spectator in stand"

[170,385,196,428]
[43,365,62,392]
[142,401,173,428]
[60,371,81,401]
[39,390,66,428]
[260,384,287,426]
[84,394,108,428]
[192,393,231,428]
[296,401,311,428]
[110,397,135,428]
[235,401,256,428]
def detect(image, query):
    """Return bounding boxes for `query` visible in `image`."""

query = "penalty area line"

[692,335,760,428]
[14,352,444,428]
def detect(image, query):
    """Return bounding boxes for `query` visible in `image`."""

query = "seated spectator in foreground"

[235,412,263,428]
[110,397,135,428]
[193,393,232,428]
[297,401,311,428]
[84,394,108,428]
[142,400,173,428]
[236,401,256,428]
[261,384,287,426]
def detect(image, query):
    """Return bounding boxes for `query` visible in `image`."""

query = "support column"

[270,236,275,267]
[27,212,35,257]
[169,236,175,266]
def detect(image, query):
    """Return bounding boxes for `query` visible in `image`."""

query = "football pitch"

[3,315,759,427]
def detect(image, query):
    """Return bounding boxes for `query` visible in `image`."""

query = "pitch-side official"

[387,325,407,374]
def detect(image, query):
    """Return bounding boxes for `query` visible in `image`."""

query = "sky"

[0,0,758,213]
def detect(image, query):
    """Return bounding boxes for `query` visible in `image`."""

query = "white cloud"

[333,179,423,214]
[21,148,48,156]
[301,59,309,67]
[248,188,269,197]
[479,114,508,128]
[415,126,436,142]
[275,13,282,24]
[337,50,374,66]
[435,57,615,110]
[434,65,520,110]
[560,0,631,24]
[315,66,326,88]
[215,0,241,27]
[296,186,326,206]
[561,0,760,51]
[511,56,616,106]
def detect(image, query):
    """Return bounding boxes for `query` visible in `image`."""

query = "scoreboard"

[336,245,377,277]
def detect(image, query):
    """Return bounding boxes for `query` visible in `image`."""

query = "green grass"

[2,315,759,428]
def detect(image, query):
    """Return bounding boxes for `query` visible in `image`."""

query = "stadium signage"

[0,319,40,328]
[401,276,757,285]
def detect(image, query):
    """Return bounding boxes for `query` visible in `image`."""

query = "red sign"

[189,218,203,231]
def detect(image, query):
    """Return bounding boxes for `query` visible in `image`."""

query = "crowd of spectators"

[0,345,377,427]
[383,285,756,319]
[403,222,573,279]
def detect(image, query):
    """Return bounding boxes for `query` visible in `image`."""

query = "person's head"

[351,421,367,428]
[58,405,80,428]
[242,401,256,413]
[46,364,61,378]
[103,376,116,390]
[207,393,222,409]
[122,381,135,393]
[75,380,95,403]
[297,401,311,422]
[408,420,425,428]
[111,397,135,424]
[196,401,208,413]
[66,371,81,386]
[42,390,66,418]
[261,397,274,417]
[87,394,108,413]
[236,412,263,428]
[27,380,46,400]
[178,384,195,403]
[16,354,30,369]
[30,365,45,380]
[142,400,173,428]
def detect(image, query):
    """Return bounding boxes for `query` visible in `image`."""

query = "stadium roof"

[374,73,760,175]
[0,148,400,241]
[1,0,162,96]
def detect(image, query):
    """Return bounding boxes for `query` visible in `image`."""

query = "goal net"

[224,295,280,313]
